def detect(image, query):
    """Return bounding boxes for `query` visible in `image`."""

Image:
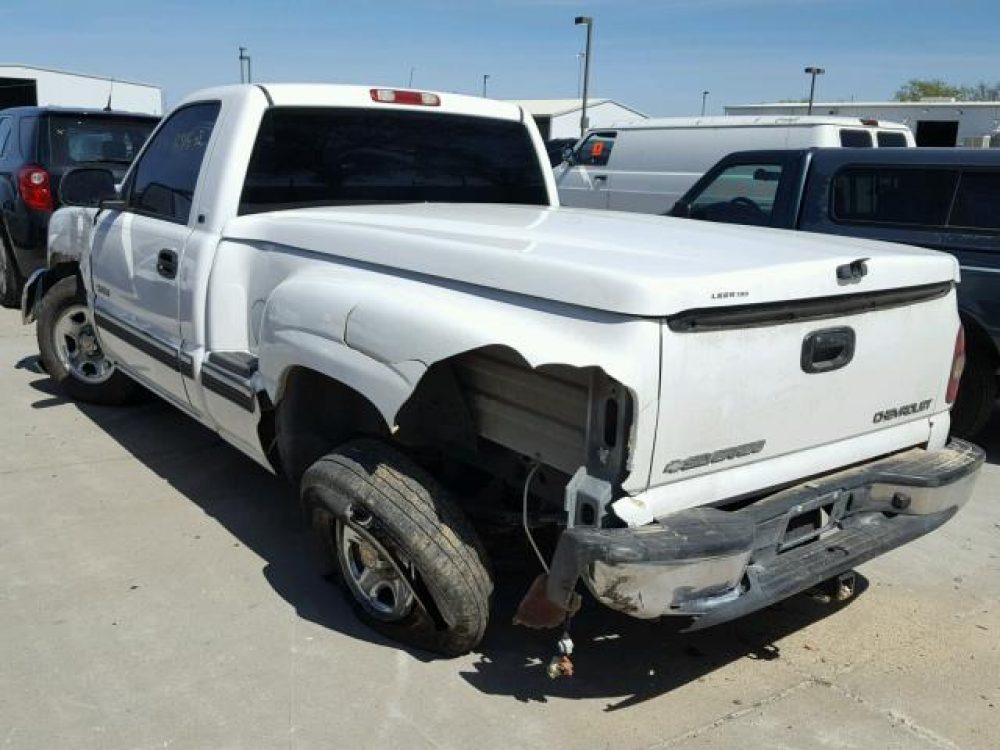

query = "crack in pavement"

[649,645,965,750]
[646,678,814,748]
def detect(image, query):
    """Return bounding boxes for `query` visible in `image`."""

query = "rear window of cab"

[238,107,548,215]
[832,166,1000,231]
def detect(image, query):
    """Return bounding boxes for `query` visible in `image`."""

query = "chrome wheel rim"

[52,304,115,384]
[336,508,415,622]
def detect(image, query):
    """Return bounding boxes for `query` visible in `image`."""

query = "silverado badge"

[664,440,766,474]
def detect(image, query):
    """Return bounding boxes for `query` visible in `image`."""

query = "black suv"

[0,107,158,306]
[670,147,1000,438]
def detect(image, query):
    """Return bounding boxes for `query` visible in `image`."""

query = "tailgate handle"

[801,327,855,374]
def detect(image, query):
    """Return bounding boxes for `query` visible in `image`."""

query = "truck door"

[90,102,221,407]
[555,131,616,209]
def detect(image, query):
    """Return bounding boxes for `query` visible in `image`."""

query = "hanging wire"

[521,463,549,573]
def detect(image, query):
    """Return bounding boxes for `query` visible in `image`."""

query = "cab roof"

[177,84,526,122]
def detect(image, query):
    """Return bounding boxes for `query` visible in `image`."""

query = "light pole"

[482,74,490,97]
[701,90,710,116]
[408,67,415,87]
[576,52,585,98]
[804,66,825,114]
[239,46,252,84]
[575,16,593,137]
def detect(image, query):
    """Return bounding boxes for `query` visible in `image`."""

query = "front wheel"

[301,439,493,656]
[36,276,138,405]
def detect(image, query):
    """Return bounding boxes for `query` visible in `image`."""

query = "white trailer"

[0,64,162,115]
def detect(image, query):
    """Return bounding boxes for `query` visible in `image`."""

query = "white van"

[555,115,915,213]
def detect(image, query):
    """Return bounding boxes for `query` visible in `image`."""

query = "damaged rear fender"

[257,276,661,493]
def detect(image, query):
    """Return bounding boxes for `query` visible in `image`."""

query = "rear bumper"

[547,439,983,629]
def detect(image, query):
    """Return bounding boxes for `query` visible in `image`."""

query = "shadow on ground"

[29,356,992,710]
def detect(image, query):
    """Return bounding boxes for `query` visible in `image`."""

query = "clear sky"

[3,0,997,115]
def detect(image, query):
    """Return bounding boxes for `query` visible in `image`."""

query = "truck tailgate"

[647,283,959,508]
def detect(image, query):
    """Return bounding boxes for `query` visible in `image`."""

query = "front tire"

[36,276,138,405]
[301,439,493,656]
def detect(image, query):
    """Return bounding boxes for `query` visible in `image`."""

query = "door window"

[689,163,785,225]
[127,102,220,224]
[949,172,1000,230]
[840,129,874,147]
[832,167,959,227]
[574,132,616,166]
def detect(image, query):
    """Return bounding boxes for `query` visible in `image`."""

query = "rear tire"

[0,232,20,309]
[301,439,493,656]
[36,276,138,405]
[950,344,997,439]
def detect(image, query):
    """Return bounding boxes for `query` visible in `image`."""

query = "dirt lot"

[1,306,998,749]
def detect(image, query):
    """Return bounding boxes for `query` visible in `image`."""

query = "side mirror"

[670,200,692,218]
[59,167,118,207]
[561,145,576,165]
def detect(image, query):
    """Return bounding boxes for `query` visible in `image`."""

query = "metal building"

[0,64,162,115]
[725,100,1000,147]
[507,98,647,140]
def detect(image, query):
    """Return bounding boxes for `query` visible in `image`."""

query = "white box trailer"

[0,64,162,115]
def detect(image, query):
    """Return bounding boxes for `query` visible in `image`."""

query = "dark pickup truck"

[670,147,1000,438]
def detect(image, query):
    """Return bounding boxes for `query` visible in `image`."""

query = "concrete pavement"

[1,306,997,749]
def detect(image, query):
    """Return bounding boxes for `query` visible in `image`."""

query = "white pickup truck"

[22,84,982,659]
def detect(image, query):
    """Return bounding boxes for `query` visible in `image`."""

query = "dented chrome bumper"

[547,439,983,629]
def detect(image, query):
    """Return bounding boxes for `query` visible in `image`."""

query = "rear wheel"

[950,343,997,439]
[301,439,493,656]
[0,233,20,308]
[36,276,138,405]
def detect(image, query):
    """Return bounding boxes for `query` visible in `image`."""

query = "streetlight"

[576,52,585,98]
[701,90,710,117]
[575,16,593,137]
[482,74,490,98]
[408,67,415,88]
[804,66,825,115]
[239,46,252,84]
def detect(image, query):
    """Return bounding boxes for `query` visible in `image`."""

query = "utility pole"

[239,47,253,84]
[804,66,825,115]
[575,16,593,137]
[482,74,490,97]
[701,90,710,116]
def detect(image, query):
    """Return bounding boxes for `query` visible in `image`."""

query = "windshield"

[44,114,157,168]
[239,107,548,215]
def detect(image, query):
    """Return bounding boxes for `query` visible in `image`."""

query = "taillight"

[946,325,966,405]
[18,165,53,212]
[369,88,441,106]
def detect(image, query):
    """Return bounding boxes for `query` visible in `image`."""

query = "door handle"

[593,174,608,183]
[156,249,178,279]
